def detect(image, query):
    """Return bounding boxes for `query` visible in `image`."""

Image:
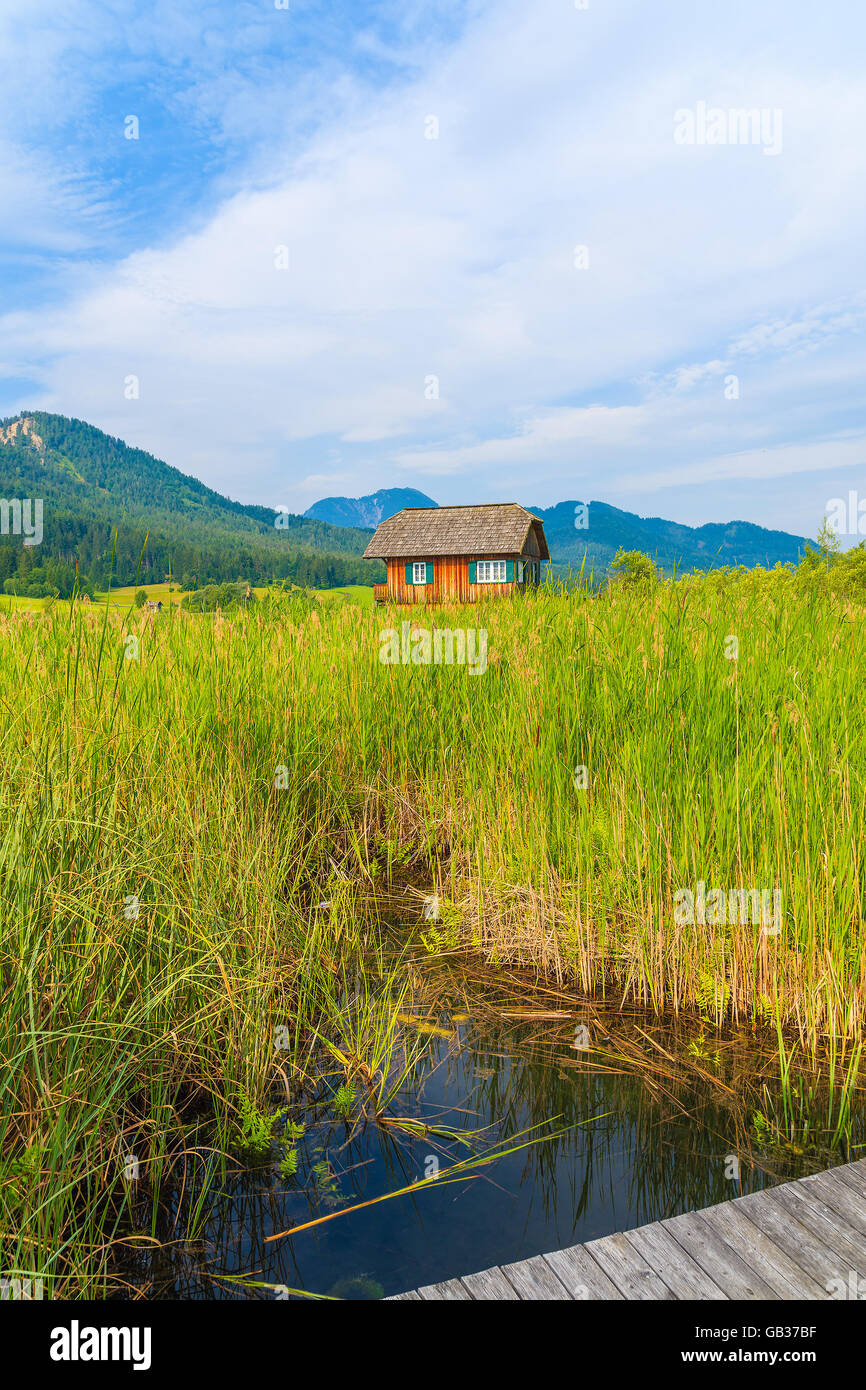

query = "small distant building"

[364,503,549,605]
[145,599,163,612]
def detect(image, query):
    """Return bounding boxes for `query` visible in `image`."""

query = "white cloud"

[618,433,866,494]
[2,0,866,526]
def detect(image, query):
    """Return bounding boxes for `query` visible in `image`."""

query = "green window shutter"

[404,562,413,586]
[505,559,514,583]
[425,561,434,584]
[468,561,477,584]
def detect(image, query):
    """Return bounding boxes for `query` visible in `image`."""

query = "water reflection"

[120,964,863,1299]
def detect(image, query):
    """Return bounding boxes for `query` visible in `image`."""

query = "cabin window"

[477,560,507,583]
[404,561,433,585]
[515,560,526,583]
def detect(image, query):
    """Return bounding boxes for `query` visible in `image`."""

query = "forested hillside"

[0,413,380,596]
[528,500,809,573]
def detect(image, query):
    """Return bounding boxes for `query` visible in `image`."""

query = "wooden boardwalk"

[390,1157,866,1300]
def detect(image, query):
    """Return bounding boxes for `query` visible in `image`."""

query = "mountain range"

[304,487,810,572]
[0,413,811,598]
[525,499,809,573]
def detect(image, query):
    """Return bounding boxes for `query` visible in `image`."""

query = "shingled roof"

[363,503,549,560]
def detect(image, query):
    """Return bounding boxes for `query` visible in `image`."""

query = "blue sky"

[2,0,865,540]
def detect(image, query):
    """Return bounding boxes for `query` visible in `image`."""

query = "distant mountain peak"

[304,487,438,529]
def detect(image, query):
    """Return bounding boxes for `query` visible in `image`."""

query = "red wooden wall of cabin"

[385,556,523,603]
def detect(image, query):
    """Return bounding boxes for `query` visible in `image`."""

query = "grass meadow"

[1,568,864,1293]
[0,581,376,614]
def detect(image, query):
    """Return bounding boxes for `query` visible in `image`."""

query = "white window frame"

[477,559,507,583]
[515,559,526,583]
[411,561,428,585]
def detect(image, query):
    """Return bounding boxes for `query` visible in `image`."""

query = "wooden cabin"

[364,503,549,605]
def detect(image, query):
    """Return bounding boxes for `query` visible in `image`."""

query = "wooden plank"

[390,1159,866,1302]
[416,1278,473,1301]
[500,1254,572,1300]
[763,1181,866,1279]
[729,1187,848,1291]
[695,1199,827,1299]
[460,1266,520,1300]
[624,1220,728,1299]
[542,1245,624,1300]
[661,1210,781,1299]
[803,1166,866,1239]
[386,1289,422,1300]
[827,1158,866,1198]
[583,1230,676,1299]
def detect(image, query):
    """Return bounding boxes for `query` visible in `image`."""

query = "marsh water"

[124,957,863,1300]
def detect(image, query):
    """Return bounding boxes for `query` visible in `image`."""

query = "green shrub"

[180,581,257,612]
[609,548,658,592]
